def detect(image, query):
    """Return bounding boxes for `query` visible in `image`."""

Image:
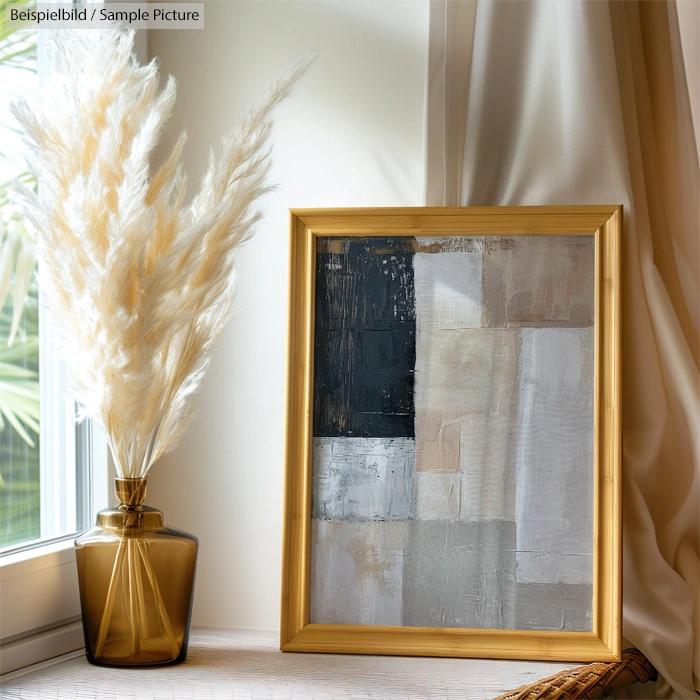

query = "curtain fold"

[426,0,477,206]
[425,1,699,697]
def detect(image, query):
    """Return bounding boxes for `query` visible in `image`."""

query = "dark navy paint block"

[313,237,416,438]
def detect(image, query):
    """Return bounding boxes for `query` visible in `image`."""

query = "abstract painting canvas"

[282,207,621,662]
[310,234,594,632]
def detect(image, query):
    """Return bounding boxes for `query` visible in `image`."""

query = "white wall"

[147,0,429,632]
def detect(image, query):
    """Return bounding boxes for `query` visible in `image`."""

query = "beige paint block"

[482,236,595,328]
[459,330,520,519]
[414,471,462,520]
[414,329,493,472]
[415,328,521,477]
[459,413,517,520]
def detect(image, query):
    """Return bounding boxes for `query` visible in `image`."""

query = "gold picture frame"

[281,206,622,662]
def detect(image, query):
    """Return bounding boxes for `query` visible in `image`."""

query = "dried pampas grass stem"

[11,28,313,478]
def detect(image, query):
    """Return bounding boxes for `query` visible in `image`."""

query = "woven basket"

[493,648,657,700]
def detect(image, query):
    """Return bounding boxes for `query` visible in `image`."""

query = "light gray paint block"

[482,236,595,328]
[515,328,595,586]
[516,551,594,588]
[310,520,409,626]
[514,583,593,632]
[312,437,415,521]
[402,520,517,630]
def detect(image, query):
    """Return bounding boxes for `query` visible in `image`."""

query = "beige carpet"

[0,630,579,699]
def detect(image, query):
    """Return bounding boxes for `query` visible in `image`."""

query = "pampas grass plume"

[10,28,313,478]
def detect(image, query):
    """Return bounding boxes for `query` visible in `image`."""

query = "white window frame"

[0,428,110,676]
[0,377,111,678]
[0,7,136,675]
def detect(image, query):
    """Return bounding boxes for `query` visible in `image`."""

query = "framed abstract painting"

[281,207,622,661]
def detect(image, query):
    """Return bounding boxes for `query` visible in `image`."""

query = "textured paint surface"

[413,471,461,520]
[413,249,482,330]
[402,520,517,630]
[514,583,593,631]
[414,245,483,473]
[310,235,595,632]
[481,236,595,328]
[312,437,415,521]
[414,329,493,472]
[310,520,408,626]
[314,237,416,438]
[514,328,595,585]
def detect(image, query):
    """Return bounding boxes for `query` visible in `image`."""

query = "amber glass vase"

[75,477,198,667]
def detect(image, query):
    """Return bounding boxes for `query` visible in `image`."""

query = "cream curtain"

[425,1,699,697]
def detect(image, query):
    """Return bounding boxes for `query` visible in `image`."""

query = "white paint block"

[515,328,595,585]
[516,551,594,588]
[519,327,591,393]
[414,249,482,330]
[312,437,415,520]
[310,520,408,626]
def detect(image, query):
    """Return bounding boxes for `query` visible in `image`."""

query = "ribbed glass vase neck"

[115,477,148,510]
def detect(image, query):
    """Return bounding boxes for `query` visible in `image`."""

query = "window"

[0,9,110,676]
[0,8,113,558]
[0,7,42,551]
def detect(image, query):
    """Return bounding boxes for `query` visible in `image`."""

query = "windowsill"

[0,628,583,697]
[0,537,83,674]
[0,538,77,581]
